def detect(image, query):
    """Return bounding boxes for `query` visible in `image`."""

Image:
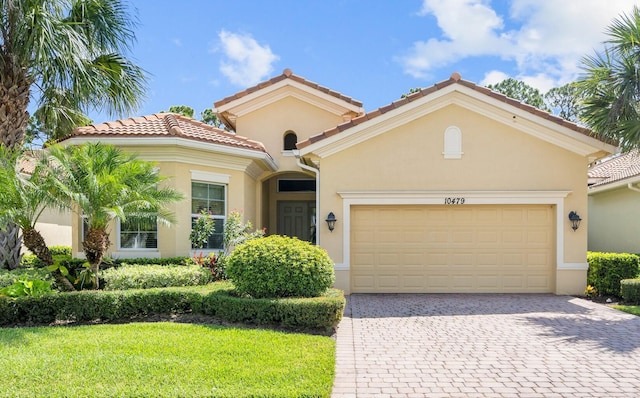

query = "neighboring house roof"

[297,72,616,154]
[18,155,36,175]
[588,150,640,189]
[61,113,268,153]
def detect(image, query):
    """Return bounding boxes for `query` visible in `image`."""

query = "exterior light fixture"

[568,211,582,231]
[325,212,337,232]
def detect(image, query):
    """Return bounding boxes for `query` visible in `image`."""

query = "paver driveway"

[331,294,640,398]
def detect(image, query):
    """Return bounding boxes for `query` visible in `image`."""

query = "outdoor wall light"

[568,211,582,231]
[325,212,337,232]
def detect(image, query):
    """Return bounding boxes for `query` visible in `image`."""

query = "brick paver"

[331,294,640,398]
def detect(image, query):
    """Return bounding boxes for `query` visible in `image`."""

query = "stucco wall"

[588,187,640,253]
[313,103,589,293]
[32,208,72,249]
[71,146,261,259]
[238,95,346,158]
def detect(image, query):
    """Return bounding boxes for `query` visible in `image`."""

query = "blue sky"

[88,0,639,124]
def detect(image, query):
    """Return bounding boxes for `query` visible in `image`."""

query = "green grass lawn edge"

[0,282,345,333]
[612,304,640,316]
[0,322,336,398]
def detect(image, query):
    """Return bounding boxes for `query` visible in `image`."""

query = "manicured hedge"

[112,257,190,266]
[49,246,72,256]
[0,283,345,332]
[101,265,212,290]
[587,252,640,297]
[620,279,640,304]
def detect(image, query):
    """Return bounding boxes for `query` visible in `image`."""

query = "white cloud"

[401,0,512,78]
[401,0,638,89]
[217,30,279,86]
[480,70,509,86]
[172,38,182,47]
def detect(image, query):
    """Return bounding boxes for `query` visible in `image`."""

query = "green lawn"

[0,322,335,398]
[613,304,640,316]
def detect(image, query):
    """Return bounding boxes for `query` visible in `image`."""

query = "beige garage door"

[351,205,555,293]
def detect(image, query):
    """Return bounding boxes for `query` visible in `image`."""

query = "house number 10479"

[444,197,465,204]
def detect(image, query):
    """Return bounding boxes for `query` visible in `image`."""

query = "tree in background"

[43,143,183,288]
[544,82,582,123]
[164,105,195,118]
[0,0,147,269]
[578,6,640,150]
[400,88,422,98]
[201,108,226,129]
[162,105,228,130]
[486,78,550,112]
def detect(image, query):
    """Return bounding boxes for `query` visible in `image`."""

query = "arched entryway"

[260,171,316,242]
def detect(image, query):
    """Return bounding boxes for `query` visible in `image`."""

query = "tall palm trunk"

[22,227,75,292]
[83,227,110,289]
[0,63,31,270]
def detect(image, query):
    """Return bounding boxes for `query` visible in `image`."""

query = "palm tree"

[0,146,76,290]
[578,6,640,150]
[43,142,184,288]
[0,0,147,269]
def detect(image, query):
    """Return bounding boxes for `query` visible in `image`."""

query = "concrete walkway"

[332,294,640,398]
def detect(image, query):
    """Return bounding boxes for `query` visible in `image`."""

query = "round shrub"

[226,235,335,298]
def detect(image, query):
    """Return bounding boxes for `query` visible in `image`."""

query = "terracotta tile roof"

[213,68,364,109]
[588,150,640,187]
[17,152,37,175]
[60,113,268,153]
[297,72,614,150]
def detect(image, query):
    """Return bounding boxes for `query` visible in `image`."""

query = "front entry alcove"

[261,172,316,243]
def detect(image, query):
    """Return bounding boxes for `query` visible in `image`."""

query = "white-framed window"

[118,216,158,250]
[191,181,226,250]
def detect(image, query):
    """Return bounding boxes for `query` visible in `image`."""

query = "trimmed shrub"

[226,235,335,298]
[587,252,640,297]
[49,246,72,256]
[112,256,190,266]
[620,279,640,304]
[101,265,212,290]
[0,284,345,331]
[19,254,46,268]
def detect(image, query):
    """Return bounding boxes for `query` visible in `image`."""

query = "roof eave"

[59,136,279,171]
[588,174,640,194]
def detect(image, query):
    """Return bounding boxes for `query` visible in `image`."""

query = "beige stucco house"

[18,155,73,250]
[60,69,616,295]
[588,151,640,253]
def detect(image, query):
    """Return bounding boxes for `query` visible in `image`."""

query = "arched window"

[283,131,298,151]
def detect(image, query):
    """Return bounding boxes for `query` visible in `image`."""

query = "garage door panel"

[527,275,550,288]
[351,205,555,293]
[452,253,474,266]
[402,275,426,288]
[352,274,375,289]
[378,275,399,288]
[477,253,499,265]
